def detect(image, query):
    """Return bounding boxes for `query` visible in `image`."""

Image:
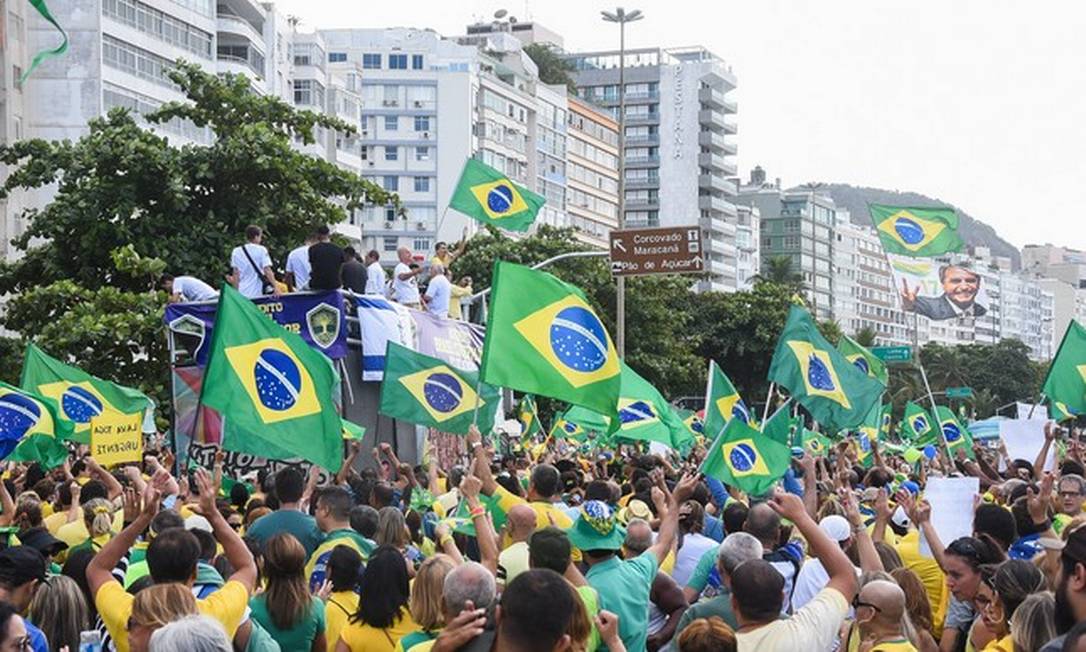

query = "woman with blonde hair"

[28,575,90,652]
[1008,591,1055,652]
[249,533,326,652]
[399,554,456,652]
[69,497,114,554]
[676,616,736,652]
[375,507,422,572]
[127,583,199,652]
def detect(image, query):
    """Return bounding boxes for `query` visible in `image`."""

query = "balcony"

[721,140,738,156]
[698,131,726,151]
[698,174,736,194]
[723,119,738,135]
[698,87,724,108]
[624,176,659,189]
[624,154,660,166]
[626,196,659,209]
[699,195,730,213]
[623,112,659,126]
[700,214,733,236]
[624,90,660,101]
[698,109,727,130]
[723,99,738,114]
[217,14,264,48]
[698,152,729,170]
[624,133,659,145]
[217,45,265,79]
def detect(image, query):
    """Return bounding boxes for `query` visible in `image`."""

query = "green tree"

[523,43,577,92]
[0,62,397,419]
[817,320,843,346]
[753,256,804,293]
[852,326,878,347]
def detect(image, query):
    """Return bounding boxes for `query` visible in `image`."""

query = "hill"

[816,184,1021,269]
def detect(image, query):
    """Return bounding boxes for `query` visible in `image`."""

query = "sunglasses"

[852,594,882,613]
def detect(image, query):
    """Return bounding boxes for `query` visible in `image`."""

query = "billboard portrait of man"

[899,263,987,320]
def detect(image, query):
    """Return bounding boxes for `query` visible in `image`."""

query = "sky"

[277,0,1086,251]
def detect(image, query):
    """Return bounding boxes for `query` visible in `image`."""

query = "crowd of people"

[162,225,475,320]
[0,417,1083,652]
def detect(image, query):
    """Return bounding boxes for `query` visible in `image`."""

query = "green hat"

[567,500,626,551]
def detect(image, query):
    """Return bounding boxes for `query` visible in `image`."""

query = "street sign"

[946,387,974,399]
[609,226,704,277]
[871,345,912,363]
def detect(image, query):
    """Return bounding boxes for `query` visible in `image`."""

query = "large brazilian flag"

[0,381,71,468]
[448,159,546,232]
[868,204,963,258]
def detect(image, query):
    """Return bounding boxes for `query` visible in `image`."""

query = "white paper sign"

[920,477,979,558]
[1000,418,1056,472]
[1016,403,1044,420]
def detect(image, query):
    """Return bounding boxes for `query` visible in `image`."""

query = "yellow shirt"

[338,610,418,652]
[894,530,948,638]
[980,634,1013,652]
[493,486,580,561]
[56,511,125,561]
[41,502,55,518]
[448,284,472,320]
[326,591,360,652]
[43,510,70,535]
[96,580,250,652]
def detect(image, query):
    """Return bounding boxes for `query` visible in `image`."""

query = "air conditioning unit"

[361,130,368,137]
[422,132,430,139]
[415,221,426,230]
[367,161,375,167]
[413,100,423,107]
[384,222,395,230]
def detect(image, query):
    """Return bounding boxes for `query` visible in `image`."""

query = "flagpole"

[433,205,452,248]
[761,382,777,425]
[912,310,952,461]
[763,396,793,429]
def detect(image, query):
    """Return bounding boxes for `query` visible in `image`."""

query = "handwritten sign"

[920,477,979,558]
[90,412,144,467]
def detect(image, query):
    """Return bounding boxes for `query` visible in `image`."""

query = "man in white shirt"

[363,250,386,295]
[285,231,316,291]
[422,263,452,318]
[229,225,278,299]
[392,246,421,307]
[160,274,218,303]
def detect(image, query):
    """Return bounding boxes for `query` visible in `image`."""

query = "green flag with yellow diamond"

[768,306,885,432]
[932,405,974,459]
[901,401,935,444]
[380,343,499,436]
[614,363,689,449]
[549,406,609,443]
[868,204,963,258]
[517,395,542,439]
[480,261,621,417]
[448,159,546,232]
[1042,320,1086,415]
[837,335,888,387]
[201,285,343,471]
[700,417,791,496]
[21,343,153,445]
[702,360,752,441]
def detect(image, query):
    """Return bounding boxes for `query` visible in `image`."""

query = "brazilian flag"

[480,261,621,417]
[448,159,546,232]
[201,285,343,471]
[880,404,893,441]
[901,401,935,443]
[549,406,609,442]
[1041,320,1086,415]
[768,306,884,431]
[932,405,974,459]
[868,204,963,258]
[341,418,366,441]
[803,429,833,457]
[837,335,888,387]
[676,408,706,441]
[702,360,752,441]
[761,403,799,447]
[517,395,542,439]
[1051,400,1080,423]
[380,343,499,436]
[700,417,791,496]
[21,343,153,445]
[615,363,690,449]
[852,401,882,468]
[0,381,72,469]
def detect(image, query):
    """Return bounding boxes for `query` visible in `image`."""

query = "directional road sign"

[609,226,704,277]
[871,345,912,363]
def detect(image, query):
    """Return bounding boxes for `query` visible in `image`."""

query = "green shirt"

[585,552,658,652]
[247,511,323,556]
[576,585,601,652]
[399,629,437,652]
[674,592,737,641]
[249,594,325,652]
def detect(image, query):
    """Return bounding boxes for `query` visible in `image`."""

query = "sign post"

[871,345,913,364]
[609,226,704,277]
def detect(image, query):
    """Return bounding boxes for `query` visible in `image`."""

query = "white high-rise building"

[831,219,910,345]
[734,203,760,290]
[568,46,740,292]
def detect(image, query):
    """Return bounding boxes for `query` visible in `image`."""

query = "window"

[363,53,381,69]
[384,115,398,130]
[389,54,408,69]
[383,236,398,251]
[414,177,430,192]
[414,237,431,251]
[412,54,424,70]
[415,146,430,161]
[382,176,399,191]
[292,79,325,108]
[413,116,430,132]
[103,0,213,58]
[12,66,22,90]
[385,146,399,161]
[103,35,180,89]
[329,52,347,63]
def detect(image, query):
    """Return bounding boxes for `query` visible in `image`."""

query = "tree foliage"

[523,43,577,92]
[0,62,397,420]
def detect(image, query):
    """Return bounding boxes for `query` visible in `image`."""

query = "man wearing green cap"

[568,474,698,652]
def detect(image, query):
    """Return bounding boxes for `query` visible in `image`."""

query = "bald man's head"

[744,503,781,547]
[623,518,653,556]
[857,580,907,630]
[507,504,538,542]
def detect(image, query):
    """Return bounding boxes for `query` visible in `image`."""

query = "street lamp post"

[601,7,642,359]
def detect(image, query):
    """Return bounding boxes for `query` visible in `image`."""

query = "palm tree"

[852,326,878,348]
[753,256,804,291]
[817,320,843,346]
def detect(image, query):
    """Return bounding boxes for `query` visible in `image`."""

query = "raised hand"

[767,487,807,523]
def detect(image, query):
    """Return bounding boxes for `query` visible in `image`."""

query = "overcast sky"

[278,0,1086,251]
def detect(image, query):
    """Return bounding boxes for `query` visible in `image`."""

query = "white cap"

[819,514,851,542]
[184,515,213,533]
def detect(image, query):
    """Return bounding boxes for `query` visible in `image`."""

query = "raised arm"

[88,484,159,596]
[460,475,499,576]
[467,426,498,497]
[648,473,698,566]
[86,457,124,501]
[337,441,362,486]
[769,487,857,602]
[194,468,257,592]
[902,492,947,571]
[1034,422,1057,480]
[799,453,818,521]
[839,488,883,572]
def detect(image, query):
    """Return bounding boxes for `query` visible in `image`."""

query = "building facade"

[568,46,741,292]
[832,218,909,345]
[565,96,620,248]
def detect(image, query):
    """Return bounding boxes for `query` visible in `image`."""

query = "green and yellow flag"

[901,401,935,443]
[702,360,752,440]
[201,285,343,471]
[550,406,609,442]
[676,408,706,442]
[615,363,689,449]
[880,404,893,441]
[21,344,152,444]
[341,418,366,441]
[448,159,546,232]
[700,417,791,496]
[380,343,499,436]
[517,395,542,439]
[932,405,974,459]
[868,204,963,258]
[803,429,833,457]
[1042,320,1086,415]
[768,306,885,431]
[0,381,72,468]
[1050,401,1080,423]
[838,335,888,387]
[480,261,621,417]
[761,403,799,447]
